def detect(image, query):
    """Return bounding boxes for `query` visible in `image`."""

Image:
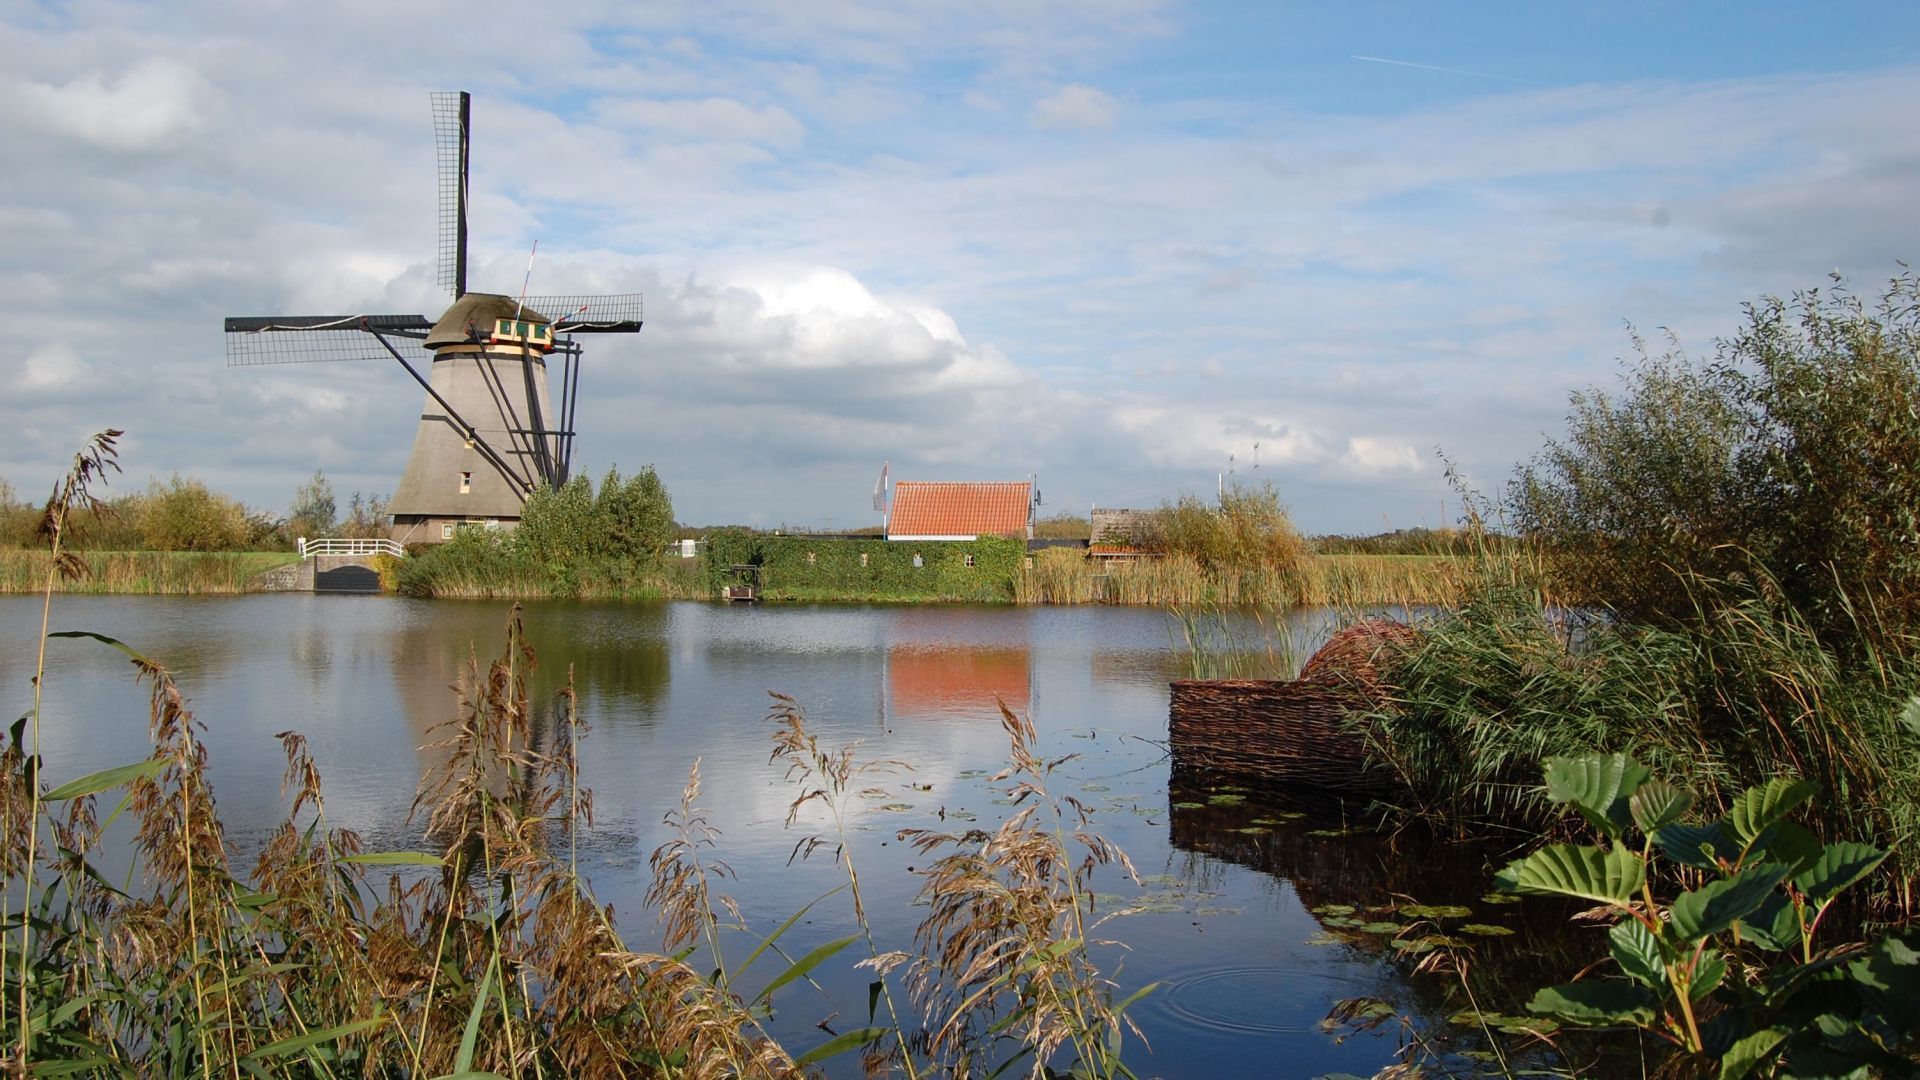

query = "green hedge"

[703,532,1023,601]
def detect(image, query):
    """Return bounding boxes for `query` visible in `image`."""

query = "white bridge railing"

[298,537,405,558]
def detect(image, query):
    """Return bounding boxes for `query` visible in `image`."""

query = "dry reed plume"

[2,432,1153,1078]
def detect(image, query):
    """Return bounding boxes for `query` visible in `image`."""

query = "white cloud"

[1030,83,1119,130]
[19,344,89,391]
[1,57,206,151]
[597,96,805,147]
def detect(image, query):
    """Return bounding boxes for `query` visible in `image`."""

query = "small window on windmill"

[964,554,976,568]
[441,523,455,540]
[459,471,472,494]
[913,553,923,568]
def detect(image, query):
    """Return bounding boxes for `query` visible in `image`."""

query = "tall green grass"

[1355,559,1920,912]
[0,549,300,594]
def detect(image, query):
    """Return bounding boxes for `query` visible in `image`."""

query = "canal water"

[0,595,1572,1078]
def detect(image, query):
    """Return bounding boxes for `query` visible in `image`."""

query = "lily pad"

[1356,921,1403,934]
[1459,923,1515,937]
[1081,783,1110,793]
[1206,793,1247,806]
[1172,801,1205,810]
[876,803,914,812]
[1234,827,1269,835]
[1399,903,1473,919]
[1322,916,1364,929]
[1305,931,1348,947]
[1479,892,1522,905]
[1306,828,1348,838]
[1310,904,1357,916]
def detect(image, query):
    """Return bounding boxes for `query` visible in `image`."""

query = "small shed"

[1089,507,1161,562]
[887,481,1033,541]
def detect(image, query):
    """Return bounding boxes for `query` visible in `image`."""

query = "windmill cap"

[426,293,552,348]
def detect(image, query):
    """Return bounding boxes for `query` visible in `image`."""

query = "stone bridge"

[253,539,402,594]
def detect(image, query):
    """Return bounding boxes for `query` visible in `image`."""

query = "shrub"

[1154,481,1310,586]
[135,475,254,552]
[1511,273,1920,642]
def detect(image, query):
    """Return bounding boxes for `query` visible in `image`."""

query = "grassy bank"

[0,549,300,594]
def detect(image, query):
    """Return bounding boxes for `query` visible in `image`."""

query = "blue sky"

[3,1,1917,532]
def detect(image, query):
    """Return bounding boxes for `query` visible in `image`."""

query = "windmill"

[224,91,643,544]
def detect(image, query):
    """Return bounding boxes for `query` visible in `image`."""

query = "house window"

[459,471,472,494]
[859,552,869,567]
[806,551,816,565]
[964,554,976,567]
[1025,556,1035,570]
[912,553,923,568]
[441,523,455,539]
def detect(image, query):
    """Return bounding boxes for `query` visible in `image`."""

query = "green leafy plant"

[1498,752,1920,1077]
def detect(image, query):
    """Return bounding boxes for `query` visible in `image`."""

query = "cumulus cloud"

[1030,83,1119,130]
[2,4,1916,532]
[0,57,206,151]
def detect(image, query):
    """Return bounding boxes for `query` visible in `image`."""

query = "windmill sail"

[432,91,469,297]
[223,315,433,366]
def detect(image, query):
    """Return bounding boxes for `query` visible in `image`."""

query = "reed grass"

[0,549,300,594]
[1015,553,1465,608]
[1351,550,1920,915]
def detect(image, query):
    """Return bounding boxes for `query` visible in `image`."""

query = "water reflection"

[1162,768,1611,1072]
[887,646,1030,719]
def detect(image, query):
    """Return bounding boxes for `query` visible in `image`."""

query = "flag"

[872,460,889,512]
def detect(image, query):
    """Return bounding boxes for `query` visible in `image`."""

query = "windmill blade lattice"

[520,293,645,332]
[223,315,435,367]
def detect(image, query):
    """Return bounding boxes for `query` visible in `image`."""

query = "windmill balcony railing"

[298,537,406,559]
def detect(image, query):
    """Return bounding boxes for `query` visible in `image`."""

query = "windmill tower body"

[224,91,641,546]
[388,294,562,543]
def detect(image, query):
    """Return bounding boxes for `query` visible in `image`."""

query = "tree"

[288,469,337,538]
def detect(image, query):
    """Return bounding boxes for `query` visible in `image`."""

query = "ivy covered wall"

[702,532,1024,601]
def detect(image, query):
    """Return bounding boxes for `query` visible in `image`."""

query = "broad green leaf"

[1758,821,1823,877]
[1496,844,1644,907]
[754,934,858,1005]
[1654,822,1739,870]
[242,1018,384,1061]
[1717,1026,1789,1080]
[1688,949,1727,1002]
[1525,981,1657,1026]
[338,851,446,868]
[1671,863,1790,941]
[1736,892,1801,952]
[1792,843,1887,908]
[1629,779,1693,835]
[1608,919,1669,991]
[42,758,166,801]
[1544,754,1650,838]
[795,1027,889,1066]
[1725,778,1817,849]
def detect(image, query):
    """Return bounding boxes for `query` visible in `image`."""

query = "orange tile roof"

[887,481,1031,539]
